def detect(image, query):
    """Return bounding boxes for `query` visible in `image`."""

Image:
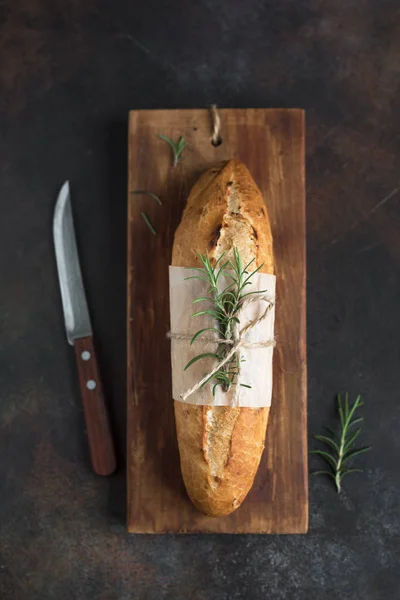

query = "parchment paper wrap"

[169,266,276,407]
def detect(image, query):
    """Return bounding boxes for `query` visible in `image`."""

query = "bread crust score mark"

[172,159,274,517]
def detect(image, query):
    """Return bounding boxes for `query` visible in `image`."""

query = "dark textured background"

[1,1,399,598]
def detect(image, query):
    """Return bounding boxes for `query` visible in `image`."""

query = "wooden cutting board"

[127,108,307,533]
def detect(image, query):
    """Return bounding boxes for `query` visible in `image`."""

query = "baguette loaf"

[172,159,274,517]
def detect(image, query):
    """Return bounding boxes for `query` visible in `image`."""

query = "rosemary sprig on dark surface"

[130,190,162,235]
[312,394,371,493]
[158,134,187,166]
[184,248,266,396]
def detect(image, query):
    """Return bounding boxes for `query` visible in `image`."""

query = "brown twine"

[168,294,275,403]
[210,104,221,145]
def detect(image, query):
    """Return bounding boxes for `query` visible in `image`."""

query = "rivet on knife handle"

[74,336,117,476]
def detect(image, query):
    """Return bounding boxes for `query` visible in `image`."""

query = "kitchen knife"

[53,181,116,476]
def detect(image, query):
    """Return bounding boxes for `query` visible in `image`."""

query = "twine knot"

[168,293,275,404]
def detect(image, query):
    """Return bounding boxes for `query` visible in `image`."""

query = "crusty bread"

[172,159,274,517]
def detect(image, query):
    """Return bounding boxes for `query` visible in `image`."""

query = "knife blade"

[54,181,116,476]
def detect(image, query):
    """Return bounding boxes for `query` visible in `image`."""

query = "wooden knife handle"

[74,336,117,476]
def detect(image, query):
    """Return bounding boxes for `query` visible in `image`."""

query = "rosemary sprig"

[184,248,266,396]
[158,134,187,166]
[131,189,162,235]
[131,190,162,206]
[311,394,371,493]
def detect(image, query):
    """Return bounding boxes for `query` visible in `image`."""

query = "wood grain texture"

[74,336,116,476]
[127,108,307,533]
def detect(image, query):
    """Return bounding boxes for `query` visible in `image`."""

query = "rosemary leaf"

[131,190,162,205]
[343,428,361,451]
[192,296,213,304]
[184,353,220,371]
[314,434,340,453]
[325,426,336,436]
[140,212,156,235]
[184,275,210,283]
[341,447,371,466]
[310,450,337,469]
[191,309,225,320]
[340,469,363,479]
[348,417,364,428]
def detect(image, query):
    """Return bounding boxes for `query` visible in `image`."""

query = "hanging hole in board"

[211,135,223,147]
